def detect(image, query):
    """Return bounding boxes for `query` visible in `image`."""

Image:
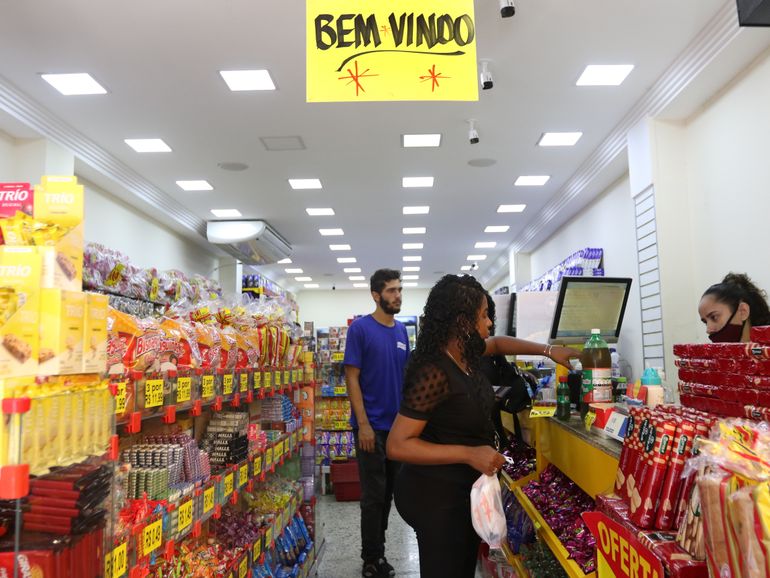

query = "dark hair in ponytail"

[703,273,770,327]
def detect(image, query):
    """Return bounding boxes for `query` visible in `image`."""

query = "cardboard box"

[83,292,108,374]
[39,289,86,375]
[0,247,41,377]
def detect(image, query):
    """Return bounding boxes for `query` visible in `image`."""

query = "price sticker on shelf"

[291,369,298,384]
[585,411,597,431]
[239,463,249,487]
[178,499,193,533]
[252,539,261,561]
[104,551,112,578]
[145,379,164,408]
[266,447,274,468]
[240,373,249,393]
[274,370,282,387]
[239,556,248,578]
[177,377,192,403]
[253,455,263,476]
[284,438,290,456]
[142,519,163,556]
[264,371,272,389]
[274,442,283,462]
[114,381,127,415]
[254,371,262,390]
[223,374,234,395]
[332,351,345,362]
[203,486,215,514]
[265,525,273,546]
[333,385,347,396]
[224,472,234,497]
[529,404,557,418]
[202,375,214,399]
[105,264,125,287]
[334,420,348,430]
[283,370,290,385]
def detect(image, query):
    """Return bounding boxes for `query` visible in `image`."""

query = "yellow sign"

[265,526,273,546]
[291,369,298,383]
[224,472,234,497]
[266,447,274,468]
[254,371,262,390]
[142,519,163,555]
[240,373,249,393]
[529,405,557,419]
[253,539,261,561]
[264,371,272,389]
[332,351,345,362]
[334,385,347,396]
[202,375,214,399]
[274,442,283,462]
[283,370,290,385]
[254,455,263,476]
[274,370,282,387]
[177,377,192,403]
[585,411,597,431]
[239,557,248,578]
[114,381,127,414]
[284,438,290,456]
[203,486,215,514]
[178,499,193,532]
[104,550,111,578]
[223,374,234,395]
[145,379,164,408]
[239,463,249,487]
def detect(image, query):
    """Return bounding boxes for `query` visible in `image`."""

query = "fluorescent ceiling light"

[277,258,292,264]
[403,282,418,287]
[219,69,276,91]
[343,268,361,273]
[349,276,366,281]
[319,228,344,236]
[402,266,420,272]
[41,73,107,95]
[475,242,497,249]
[329,244,351,251]
[461,265,472,271]
[402,177,434,188]
[498,204,527,213]
[285,268,303,274]
[295,276,312,282]
[337,257,357,263]
[538,132,582,147]
[402,134,441,148]
[403,206,430,215]
[176,180,213,191]
[306,208,334,216]
[403,227,426,235]
[485,225,510,233]
[289,178,322,190]
[125,138,172,153]
[210,208,242,218]
[402,243,424,250]
[304,283,319,289]
[402,275,419,280]
[515,175,550,186]
[403,256,422,262]
[353,283,368,288]
[576,64,634,86]
[467,255,487,261]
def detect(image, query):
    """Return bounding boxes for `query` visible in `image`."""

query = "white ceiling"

[0,0,767,294]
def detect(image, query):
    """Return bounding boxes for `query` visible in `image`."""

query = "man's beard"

[380,295,401,315]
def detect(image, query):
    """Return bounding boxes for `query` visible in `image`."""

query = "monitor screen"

[549,277,632,344]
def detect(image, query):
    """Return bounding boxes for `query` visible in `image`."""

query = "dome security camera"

[499,0,515,18]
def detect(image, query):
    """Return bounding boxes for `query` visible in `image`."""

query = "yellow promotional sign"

[307,0,478,102]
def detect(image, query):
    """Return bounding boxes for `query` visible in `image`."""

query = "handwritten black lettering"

[354,14,381,47]
[416,15,436,48]
[389,13,406,46]
[337,14,355,48]
[315,14,336,49]
[454,15,475,46]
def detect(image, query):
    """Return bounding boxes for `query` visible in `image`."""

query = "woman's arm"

[386,414,505,476]
[484,335,580,368]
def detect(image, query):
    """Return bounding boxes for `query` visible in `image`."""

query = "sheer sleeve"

[399,363,450,420]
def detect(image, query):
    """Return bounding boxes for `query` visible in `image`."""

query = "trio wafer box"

[0,247,41,377]
[38,289,85,376]
[83,292,108,373]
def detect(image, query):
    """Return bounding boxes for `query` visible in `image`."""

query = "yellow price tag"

[283,370,290,385]
[105,264,125,287]
[529,405,557,419]
[177,377,192,403]
[333,385,347,396]
[264,371,272,388]
[332,351,344,362]
[253,539,261,561]
[254,371,262,390]
[114,381,127,415]
[253,455,263,476]
[178,499,193,532]
[202,375,214,399]
[240,373,249,393]
[239,463,249,487]
[239,557,248,578]
[145,379,164,408]
[223,374,234,395]
[149,277,160,302]
[334,420,348,430]
[203,486,215,514]
[284,438,290,456]
[274,370,282,387]
[104,551,112,578]
[265,526,273,546]
[224,472,234,497]
[142,519,163,555]
[266,447,274,467]
[274,442,283,461]
[292,369,299,383]
[585,411,597,431]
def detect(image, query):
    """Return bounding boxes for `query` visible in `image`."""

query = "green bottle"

[580,329,612,420]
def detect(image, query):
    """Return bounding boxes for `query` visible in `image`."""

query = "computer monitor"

[548,276,633,345]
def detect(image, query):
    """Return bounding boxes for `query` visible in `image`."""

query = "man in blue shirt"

[344,269,410,578]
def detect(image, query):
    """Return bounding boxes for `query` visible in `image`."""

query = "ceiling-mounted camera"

[468,119,479,145]
[479,60,493,90]
[499,0,515,18]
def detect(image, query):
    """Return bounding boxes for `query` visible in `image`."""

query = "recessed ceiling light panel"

[403,206,430,215]
[210,208,242,218]
[353,283,368,288]
[576,64,634,86]
[304,283,319,288]
[402,243,424,250]
[497,204,527,213]
[485,225,510,233]
[295,276,312,282]
[319,228,344,236]
[337,257,357,263]
[403,256,422,262]
[176,180,213,191]
[467,254,487,261]
[538,132,582,147]
[306,208,334,216]
[219,69,276,91]
[403,227,426,235]
[343,267,361,273]
[402,266,420,272]
[329,244,351,251]
[402,275,419,280]
[289,178,322,190]
[403,282,418,287]
[277,258,292,264]
[461,265,472,271]
[285,268,303,274]
[349,276,365,281]
[125,139,172,153]
[475,242,497,249]
[41,73,107,95]
[514,175,550,186]
[402,134,441,148]
[402,177,434,188]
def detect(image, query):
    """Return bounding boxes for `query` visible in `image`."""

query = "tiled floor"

[314,495,484,578]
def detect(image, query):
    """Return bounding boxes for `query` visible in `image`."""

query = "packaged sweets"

[0,246,41,377]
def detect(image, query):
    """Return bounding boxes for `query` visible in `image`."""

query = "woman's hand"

[549,346,581,368]
[466,445,506,476]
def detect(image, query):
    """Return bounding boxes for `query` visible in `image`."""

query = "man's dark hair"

[370,268,401,293]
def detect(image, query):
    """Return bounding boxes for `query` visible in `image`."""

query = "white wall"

[0,131,14,178]
[83,180,220,279]
[528,177,644,380]
[296,288,431,328]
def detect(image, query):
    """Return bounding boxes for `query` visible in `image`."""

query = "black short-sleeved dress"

[393,354,497,578]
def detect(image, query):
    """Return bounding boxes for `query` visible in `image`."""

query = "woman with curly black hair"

[386,275,577,578]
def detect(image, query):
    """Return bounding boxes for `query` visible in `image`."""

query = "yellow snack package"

[0,247,41,377]
[39,289,85,375]
[83,292,108,373]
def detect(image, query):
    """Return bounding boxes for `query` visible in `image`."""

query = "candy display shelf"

[501,541,529,578]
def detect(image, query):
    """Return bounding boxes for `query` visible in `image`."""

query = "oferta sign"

[307,0,478,102]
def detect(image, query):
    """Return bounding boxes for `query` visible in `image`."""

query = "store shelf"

[512,486,595,578]
[501,542,529,578]
[500,470,537,493]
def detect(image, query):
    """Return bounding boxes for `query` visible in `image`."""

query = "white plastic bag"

[470,473,507,548]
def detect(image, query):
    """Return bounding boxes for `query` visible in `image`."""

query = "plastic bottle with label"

[556,376,571,421]
[580,329,612,419]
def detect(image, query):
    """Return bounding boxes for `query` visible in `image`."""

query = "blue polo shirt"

[343,315,409,431]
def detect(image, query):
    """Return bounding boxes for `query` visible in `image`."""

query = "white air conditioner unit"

[206,220,292,265]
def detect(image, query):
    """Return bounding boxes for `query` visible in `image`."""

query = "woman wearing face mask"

[698,273,770,343]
